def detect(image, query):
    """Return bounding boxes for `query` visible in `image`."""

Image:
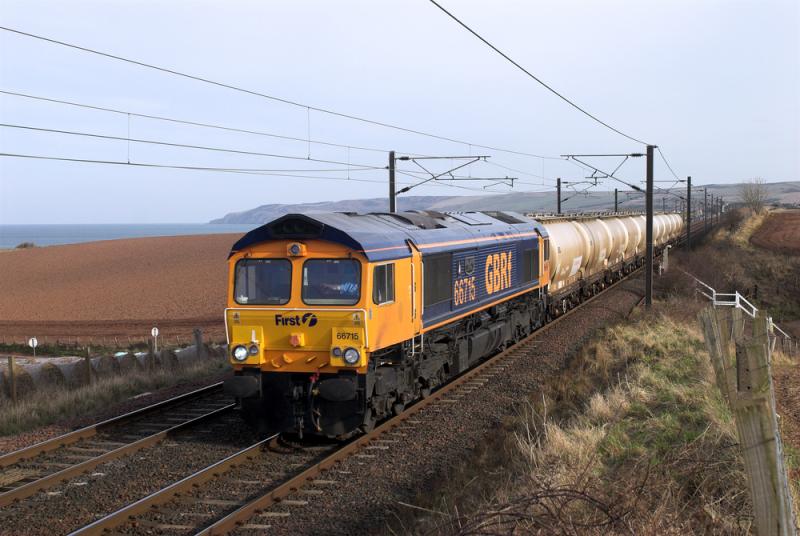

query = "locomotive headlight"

[331,347,343,357]
[248,344,259,356]
[232,345,249,361]
[343,347,360,365]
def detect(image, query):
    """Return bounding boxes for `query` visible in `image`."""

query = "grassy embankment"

[0,358,229,438]
[401,210,799,535]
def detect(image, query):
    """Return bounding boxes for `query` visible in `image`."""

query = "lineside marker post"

[614,188,618,213]
[645,145,654,308]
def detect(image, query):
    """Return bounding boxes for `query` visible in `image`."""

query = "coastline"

[0,223,257,249]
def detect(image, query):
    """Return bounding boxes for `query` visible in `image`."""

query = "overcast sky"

[1,0,798,224]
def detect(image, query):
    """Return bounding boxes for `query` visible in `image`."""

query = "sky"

[0,0,798,224]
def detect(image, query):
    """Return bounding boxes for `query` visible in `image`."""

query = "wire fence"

[0,331,227,354]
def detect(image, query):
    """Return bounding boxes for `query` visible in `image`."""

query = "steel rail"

[196,261,655,535]
[68,434,279,536]
[0,403,234,508]
[0,382,224,469]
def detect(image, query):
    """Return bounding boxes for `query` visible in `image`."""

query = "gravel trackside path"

[228,276,646,536]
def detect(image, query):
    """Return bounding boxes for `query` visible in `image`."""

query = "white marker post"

[28,337,38,358]
[151,327,159,354]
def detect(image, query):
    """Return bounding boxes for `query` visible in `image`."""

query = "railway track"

[0,382,231,508]
[66,263,649,536]
[70,435,336,535]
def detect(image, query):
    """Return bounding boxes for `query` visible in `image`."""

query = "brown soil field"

[0,234,238,343]
[750,210,800,255]
[774,364,800,487]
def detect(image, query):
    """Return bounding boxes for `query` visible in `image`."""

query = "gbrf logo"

[275,313,318,327]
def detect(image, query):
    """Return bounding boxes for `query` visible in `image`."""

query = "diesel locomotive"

[223,210,683,438]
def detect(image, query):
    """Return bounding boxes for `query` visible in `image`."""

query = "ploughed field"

[750,210,800,255]
[0,234,236,342]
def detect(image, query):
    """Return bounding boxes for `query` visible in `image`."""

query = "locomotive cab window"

[302,259,361,305]
[373,263,395,305]
[234,258,291,305]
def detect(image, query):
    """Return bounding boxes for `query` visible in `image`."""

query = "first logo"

[275,313,318,327]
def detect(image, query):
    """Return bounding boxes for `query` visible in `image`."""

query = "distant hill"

[211,180,800,224]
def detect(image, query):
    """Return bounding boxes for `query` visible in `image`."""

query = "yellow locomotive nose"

[226,308,367,371]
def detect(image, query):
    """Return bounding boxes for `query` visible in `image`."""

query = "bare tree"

[739,178,768,214]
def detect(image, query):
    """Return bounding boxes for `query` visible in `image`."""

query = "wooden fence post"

[699,306,797,536]
[7,356,17,404]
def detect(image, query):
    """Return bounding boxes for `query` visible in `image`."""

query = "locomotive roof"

[229,211,548,261]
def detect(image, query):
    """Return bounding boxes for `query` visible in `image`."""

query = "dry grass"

[730,208,768,249]
[0,358,229,437]
[422,307,753,535]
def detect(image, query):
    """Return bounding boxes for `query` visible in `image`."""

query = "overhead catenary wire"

[0,152,391,184]
[2,119,571,195]
[563,154,687,203]
[397,166,558,188]
[0,89,399,155]
[0,26,562,161]
[426,0,649,146]
[393,169,552,194]
[0,122,386,170]
[482,160,558,182]
[2,89,585,186]
[0,151,533,197]
[656,146,681,181]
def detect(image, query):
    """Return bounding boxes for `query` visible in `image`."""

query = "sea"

[0,223,259,249]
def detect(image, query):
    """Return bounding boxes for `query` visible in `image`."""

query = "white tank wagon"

[536,212,684,292]
[543,220,591,291]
